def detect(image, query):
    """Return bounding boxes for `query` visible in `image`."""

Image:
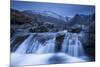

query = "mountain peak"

[22,10,67,22]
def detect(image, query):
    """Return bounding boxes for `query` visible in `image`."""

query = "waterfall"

[11,32,87,65]
[61,33,84,57]
[36,38,55,54]
[12,32,85,57]
[14,33,56,54]
[15,35,34,53]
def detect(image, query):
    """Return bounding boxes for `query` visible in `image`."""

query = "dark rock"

[29,25,49,33]
[83,22,95,61]
[55,32,65,52]
[11,35,29,52]
[68,27,82,33]
[11,9,33,25]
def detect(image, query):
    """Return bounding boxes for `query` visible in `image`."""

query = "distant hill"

[69,14,95,26]
[22,10,67,27]
[11,8,95,35]
[11,9,33,25]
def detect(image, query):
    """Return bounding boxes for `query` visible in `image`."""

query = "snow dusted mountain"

[22,10,68,28]
[41,11,66,21]
[69,14,94,26]
[22,10,68,22]
[11,8,95,34]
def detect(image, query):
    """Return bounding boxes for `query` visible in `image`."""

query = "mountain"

[11,8,68,35]
[11,8,95,34]
[65,16,71,22]
[11,9,34,25]
[22,10,67,28]
[68,14,95,26]
[41,11,66,21]
[23,10,66,21]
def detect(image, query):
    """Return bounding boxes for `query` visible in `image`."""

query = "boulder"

[55,31,66,52]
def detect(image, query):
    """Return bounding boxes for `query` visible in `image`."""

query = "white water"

[15,35,34,53]
[11,32,88,66]
[61,33,84,57]
[11,53,86,66]
[36,38,55,54]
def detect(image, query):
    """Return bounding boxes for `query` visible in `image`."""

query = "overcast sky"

[11,0,95,17]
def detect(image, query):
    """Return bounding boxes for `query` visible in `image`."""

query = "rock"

[29,25,49,33]
[68,25,82,33]
[83,22,95,61]
[55,31,66,52]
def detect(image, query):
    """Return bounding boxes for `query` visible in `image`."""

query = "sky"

[11,1,95,17]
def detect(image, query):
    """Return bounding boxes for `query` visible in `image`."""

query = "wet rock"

[11,35,29,52]
[55,32,66,52]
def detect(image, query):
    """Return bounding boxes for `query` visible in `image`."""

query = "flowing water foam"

[11,32,88,66]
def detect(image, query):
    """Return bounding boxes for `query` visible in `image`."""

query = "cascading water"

[11,31,88,66]
[61,33,84,57]
[15,35,34,53]
[36,38,55,54]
